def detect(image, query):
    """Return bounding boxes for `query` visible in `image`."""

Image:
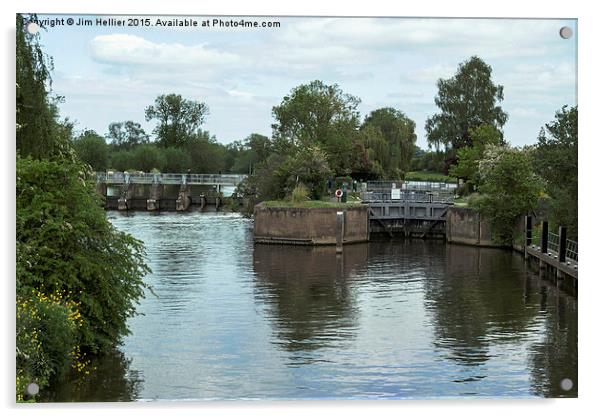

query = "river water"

[44,212,577,401]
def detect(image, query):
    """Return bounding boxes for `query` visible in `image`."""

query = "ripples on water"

[44,212,577,401]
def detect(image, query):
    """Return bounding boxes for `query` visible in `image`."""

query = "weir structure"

[95,172,247,211]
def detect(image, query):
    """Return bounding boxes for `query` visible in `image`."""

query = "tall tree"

[425,56,508,151]
[145,94,209,148]
[272,80,360,174]
[533,106,578,238]
[362,108,417,178]
[16,14,71,159]
[106,121,149,149]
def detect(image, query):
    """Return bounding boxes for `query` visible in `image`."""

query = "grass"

[261,200,362,209]
[405,171,456,183]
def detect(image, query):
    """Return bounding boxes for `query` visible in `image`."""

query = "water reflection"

[41,350,142,402]
[528,273,578,398]
[42,213,577,400]
[253,244,367,359]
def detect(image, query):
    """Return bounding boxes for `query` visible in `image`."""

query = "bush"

[16,156,151,354]
[290,183,309,203]
[474,145,542,244]
[16,289,84,401]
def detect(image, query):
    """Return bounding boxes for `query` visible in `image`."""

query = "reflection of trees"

[40,350,143,402]
[425,245,540,367]
[528,278,578,398]
[253,244,368,355]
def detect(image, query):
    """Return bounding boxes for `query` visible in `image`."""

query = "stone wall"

[445,206,503,247]
[253,204,369,245]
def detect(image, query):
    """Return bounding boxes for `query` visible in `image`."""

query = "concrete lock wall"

[445,207,502,247]
[253,205,369,245]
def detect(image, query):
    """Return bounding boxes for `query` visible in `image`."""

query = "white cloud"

[89,34,242,71]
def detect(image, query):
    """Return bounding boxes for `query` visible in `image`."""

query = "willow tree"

[425,56,508,152]
[16,14,70,159]
[362,108,417,179]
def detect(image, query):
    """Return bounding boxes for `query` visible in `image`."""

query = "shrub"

[290,183,309,203]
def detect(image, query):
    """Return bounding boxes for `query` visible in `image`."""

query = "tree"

[17,155,150,353]
[73,130,109,171]
[184,130,227,173]
[474,145,543,244]
[272,80,360,174]
[425,56,508,151]
[449,124,503,189]
[107,121,149,150]
[278,146,333,200]
[131,144,165,172]
[16,14,71,159]
[145,94,209,147]
[362,108,417,178]
[533,106,578,238]
[161,147,192,172]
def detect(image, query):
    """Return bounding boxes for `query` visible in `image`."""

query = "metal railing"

[547,232,560,253]
[96,172,246,186]
[566,238,578,262]
[361,190,455,204]
[366,180,457,192]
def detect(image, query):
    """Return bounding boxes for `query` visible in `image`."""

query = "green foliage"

[145,94,209,147]
[16,156,151,353]
[278,146,333,200]
[272,80,360,175]
[131,144,165,172]
[410,149,446,173]
[290,184,309,203]
[73,130,109,171]
[473,145,543,245]
[16,14,72,160]
[184,131,227,173]
[161,147,192,172]
[361,107,417,178]
[533,106,578,238]
[425,56,508,151]
[448,124,503,188]
[109,149,134,171]
[106,121,149,150]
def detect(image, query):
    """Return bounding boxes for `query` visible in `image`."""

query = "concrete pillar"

[176,184,191,212]
[118,183,132,211]
[336,211,345,254]
[147,183,163,211]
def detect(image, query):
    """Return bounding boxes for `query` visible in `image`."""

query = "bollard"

[336,211,344,254]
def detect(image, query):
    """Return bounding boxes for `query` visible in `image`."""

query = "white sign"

[391,188,401,200]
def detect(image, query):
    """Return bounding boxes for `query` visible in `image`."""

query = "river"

[43,212,577,401]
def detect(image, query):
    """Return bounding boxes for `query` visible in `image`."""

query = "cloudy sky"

[34,15,577,148]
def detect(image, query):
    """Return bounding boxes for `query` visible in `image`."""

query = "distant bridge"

[96,172,247,186]
[95,172,247,212]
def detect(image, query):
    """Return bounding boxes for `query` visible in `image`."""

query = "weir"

[95,171,246,211]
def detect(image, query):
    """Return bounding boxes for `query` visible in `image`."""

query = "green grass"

[405,171,456,183]
[261,200,361,209]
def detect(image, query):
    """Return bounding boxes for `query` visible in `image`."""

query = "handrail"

[96,172,247,185]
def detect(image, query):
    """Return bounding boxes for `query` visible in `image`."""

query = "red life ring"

[335,188,343,198]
